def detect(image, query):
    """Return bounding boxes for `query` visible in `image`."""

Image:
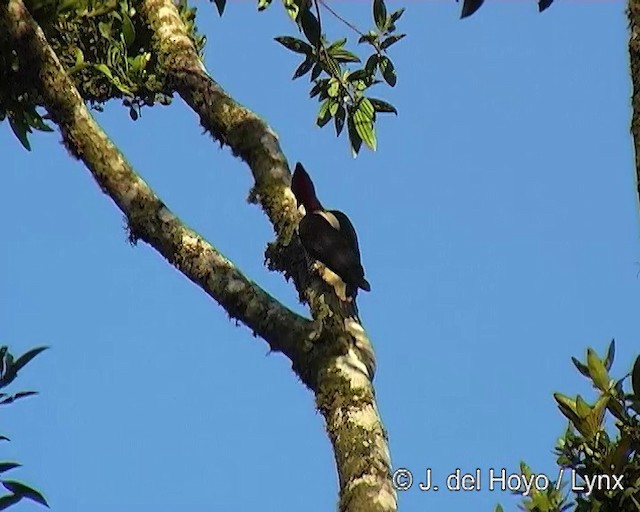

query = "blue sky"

[1,1,639,511]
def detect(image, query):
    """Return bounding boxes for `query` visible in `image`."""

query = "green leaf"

[316,99,332,127]
[329,49,361,64]
[369,98,397,114]
[632,355,640,400]
[353,98,376,151]
[213,0,227,15]
[379,56,396,86]
[0,494,22,510]
[334,104,346,136]
[390,7,405,23]
[94,64,113,80]
[495,505,504,512]
[121,13,135,48]
[8,115,31,152]
[381,34,405,50]
[283,0,299,19]
[74,47,84,67]
[460,0,485,19]
[98,20,112,40]
[274,36,313,55]
[327,79,340,98]
[575,395,591,418]
[587,348,610,391]
[293,57,314,79]
[604,339,615,371]
[301,9,321,47]
[1,481,48,508]
[347,115,363,157]
[0,464,20,475]
[373,0,388,32]
[328,38,346,50]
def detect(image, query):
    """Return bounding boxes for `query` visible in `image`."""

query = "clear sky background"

[1,1,639,511]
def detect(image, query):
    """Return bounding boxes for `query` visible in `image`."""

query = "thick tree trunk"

[629,0,640,203]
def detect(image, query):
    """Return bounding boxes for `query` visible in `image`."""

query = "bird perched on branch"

[291,162,371,308]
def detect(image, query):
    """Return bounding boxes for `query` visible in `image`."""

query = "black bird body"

[291,163,370,301]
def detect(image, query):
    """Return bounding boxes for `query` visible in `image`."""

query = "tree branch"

[0,0,311,365]
[136,2,396,510]
[629,0,640,206]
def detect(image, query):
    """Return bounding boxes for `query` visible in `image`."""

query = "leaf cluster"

[272,0,405,156]
[495,341,640,512]
[0,345,49,510]
[1,0,206,150]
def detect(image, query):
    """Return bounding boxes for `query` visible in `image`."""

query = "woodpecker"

[291,162,371,303]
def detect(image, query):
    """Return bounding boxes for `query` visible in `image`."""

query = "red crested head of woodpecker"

[291,162,371,301]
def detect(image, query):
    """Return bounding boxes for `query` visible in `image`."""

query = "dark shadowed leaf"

[347,115,363,157]
[460,0,484,19]
[274,36,313,55]
[0,391,38,405]
[571,357,591,379]
[301,9,321,47]
[632,355,640,400]
[0,494,21,510]
[334,105,346,136]
[8,116,31,151]
[310,63,322,81]
[369,98,397,114]
[379,57,396,86]
[213,0,226,15]
[293,58,314,79]
[0,464,20,475]
[257,0,271,11]
[0,437,9,443]
[2,481,48,507]
[365,54,379,75]
[23,108,54,133]
[604,339,615,371]
[9,347,48,378]
[373,0,388,32]
[381,34,405,50]
[347,70,369,82]
[390,7,405,23]
[539,0,553,12]
[309,81,325,98]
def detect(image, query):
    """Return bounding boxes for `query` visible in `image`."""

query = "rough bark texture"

[630,0,640,205]
[1,1,396,510]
